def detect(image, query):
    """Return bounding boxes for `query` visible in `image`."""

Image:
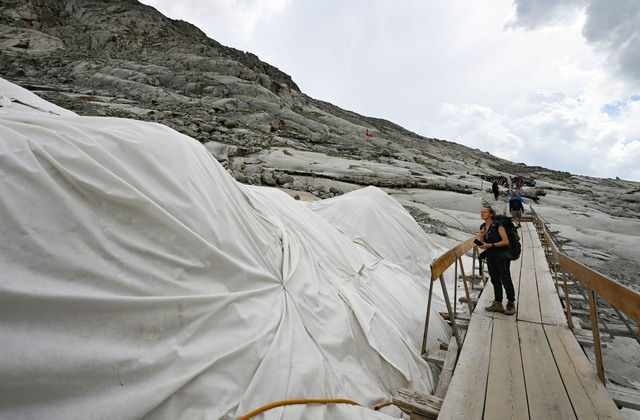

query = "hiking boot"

[504,301,516,315]
[485,301,504,312]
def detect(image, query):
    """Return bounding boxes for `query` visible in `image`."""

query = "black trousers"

[486,250,515,302]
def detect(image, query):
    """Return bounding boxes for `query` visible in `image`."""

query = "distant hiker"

[476,207,516,315]
[508,191,526,228]
[492,180,499,200]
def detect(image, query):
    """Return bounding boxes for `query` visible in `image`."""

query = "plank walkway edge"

[436,222,624,419]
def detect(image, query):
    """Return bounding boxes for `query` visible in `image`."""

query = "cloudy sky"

[139,0,640,182]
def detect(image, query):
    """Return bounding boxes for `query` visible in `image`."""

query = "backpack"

[494,215,521,260]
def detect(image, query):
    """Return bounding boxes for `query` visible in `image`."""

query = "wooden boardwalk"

[437,222,623,419]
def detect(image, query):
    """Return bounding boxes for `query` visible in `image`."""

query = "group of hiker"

[476,176,529,315]
[491,178,526,227]
[491,176,531,199]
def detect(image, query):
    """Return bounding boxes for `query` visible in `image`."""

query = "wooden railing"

[529,207,640,383]
[421,236,478,356]
[421,210,640,385]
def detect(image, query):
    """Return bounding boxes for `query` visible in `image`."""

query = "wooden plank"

[538,273,567,326]
[520,224,536,272]
[434,331,466,398]
[510,247,523,301]
[476,277,495,315]
[423,349,446,366]
[516,225,543,323]
[533,254,568,326]
[517,267,541,323]
[526,223,567,326]
[519,322,576,419]
[558,291,587,302]
[607,383,640,411]
[393,388,442,420]
[543,324,623,419]
[437,315,492,419]
[485,318,529,419]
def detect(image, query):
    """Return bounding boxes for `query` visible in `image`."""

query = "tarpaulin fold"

[0,78,451,420]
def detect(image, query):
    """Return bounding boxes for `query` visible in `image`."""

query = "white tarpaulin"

[0,78,451,419]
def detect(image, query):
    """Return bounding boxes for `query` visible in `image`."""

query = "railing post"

[471,247,477,290]
[587,287,605,383]
[421,274,435,355]
[454,260,458,316]
[440,274,462,350]
[562,268,573,330]
[458,257,473,315]
[552,247,559,291]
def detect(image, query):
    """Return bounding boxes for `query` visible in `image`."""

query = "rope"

[237,398,361,420]
[238,399,406,419]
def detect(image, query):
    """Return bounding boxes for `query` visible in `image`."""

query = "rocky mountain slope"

[1,0,640,290]
[0,0,578,191]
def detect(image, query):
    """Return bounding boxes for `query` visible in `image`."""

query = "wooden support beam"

[457,257,473,315]
[440,274,462,350]
[392,389,442,420]
[423,349,446,367]
[607,383,640,411]
[587,288,605,383]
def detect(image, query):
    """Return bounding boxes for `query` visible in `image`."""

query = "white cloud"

[505,0,586,30]
[510,0,640,86]
[436,103,524,161]
[140,0,290,46]
[432,88,640,180]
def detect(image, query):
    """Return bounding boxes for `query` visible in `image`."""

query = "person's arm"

[496,225,509,247]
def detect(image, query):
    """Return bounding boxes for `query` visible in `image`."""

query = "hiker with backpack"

[476,207,517,315]
[508,190,526,228]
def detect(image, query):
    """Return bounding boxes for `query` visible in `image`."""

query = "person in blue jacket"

[508,191,526,228]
